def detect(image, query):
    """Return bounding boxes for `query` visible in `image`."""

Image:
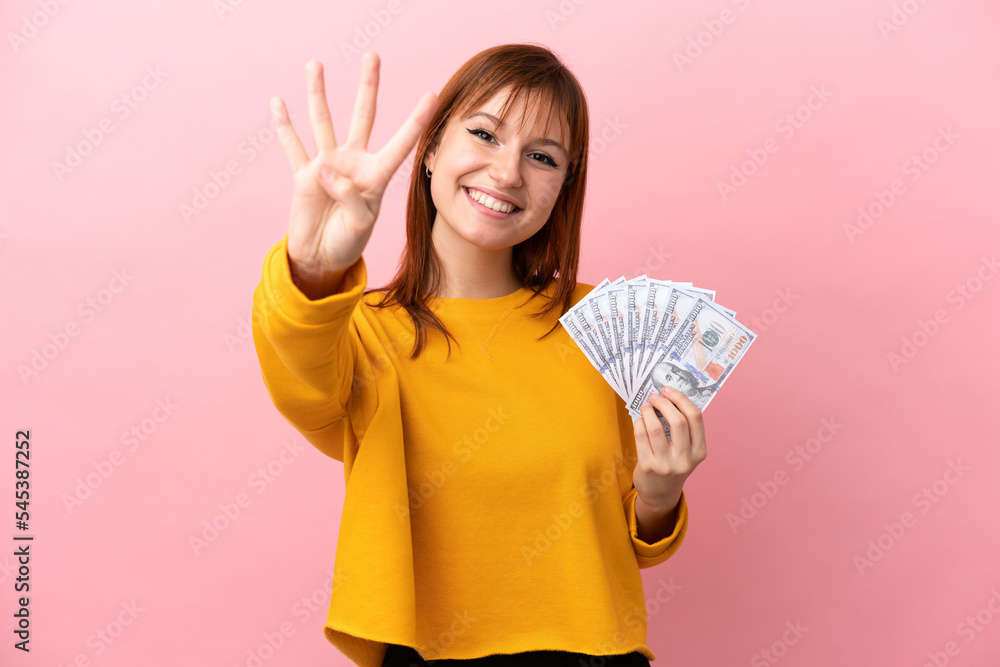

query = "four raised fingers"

[273,55,437,190]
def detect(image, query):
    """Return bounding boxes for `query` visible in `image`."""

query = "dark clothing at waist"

[381,643,652,667]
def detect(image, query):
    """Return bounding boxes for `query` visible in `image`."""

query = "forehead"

[458,86,568,145]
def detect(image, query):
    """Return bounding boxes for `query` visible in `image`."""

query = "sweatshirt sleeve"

[616,397,689,569]
[623,487,688,569]
[251,234,369,462]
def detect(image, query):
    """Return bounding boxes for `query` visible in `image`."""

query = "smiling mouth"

[463,187,521,215]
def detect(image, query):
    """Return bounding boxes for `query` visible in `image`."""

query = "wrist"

[287,253,349,301]
[634,491,683,544]
[637,490,682,517]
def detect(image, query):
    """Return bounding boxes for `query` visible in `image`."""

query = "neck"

[428,218,523,299]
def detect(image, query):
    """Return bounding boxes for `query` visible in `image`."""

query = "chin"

[455,225,522,251]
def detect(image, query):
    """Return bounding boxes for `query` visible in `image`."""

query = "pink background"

[3,0,999,665]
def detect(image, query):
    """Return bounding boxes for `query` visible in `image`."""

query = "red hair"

[365,43,590,359]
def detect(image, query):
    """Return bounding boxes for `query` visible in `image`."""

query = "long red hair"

[365,43,590,359]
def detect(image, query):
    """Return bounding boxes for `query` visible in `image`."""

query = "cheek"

[435,142,476,177]
[447,148,479,171]
[431,155,471,201]
[532,177,564,210]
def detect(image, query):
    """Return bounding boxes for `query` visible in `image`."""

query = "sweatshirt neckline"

[424,285,539,314]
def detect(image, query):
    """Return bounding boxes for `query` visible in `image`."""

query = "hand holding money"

[560,274,756,435]
[632,385,708,514]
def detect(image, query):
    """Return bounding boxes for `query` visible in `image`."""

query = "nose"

[487,144,523,189]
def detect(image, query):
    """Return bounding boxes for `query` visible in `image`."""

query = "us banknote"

[561,276,755,432]
[628,296,755,419]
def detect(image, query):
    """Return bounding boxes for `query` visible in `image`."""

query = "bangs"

[452,79,574,163]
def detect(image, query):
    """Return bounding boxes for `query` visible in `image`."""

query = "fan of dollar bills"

[559,275,756,429]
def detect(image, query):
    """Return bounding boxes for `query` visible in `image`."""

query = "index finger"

[270,95,309,172]
[657,387,706,446]
[374,91,439,183]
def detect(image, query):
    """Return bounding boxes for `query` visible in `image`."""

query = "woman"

[252,43,707,667]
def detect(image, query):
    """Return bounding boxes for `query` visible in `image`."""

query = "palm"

[272,53,438,284]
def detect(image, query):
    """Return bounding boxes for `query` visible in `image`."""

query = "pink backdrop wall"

[3,0,999,665]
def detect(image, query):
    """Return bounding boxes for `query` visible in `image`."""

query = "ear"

[423,145,438,174]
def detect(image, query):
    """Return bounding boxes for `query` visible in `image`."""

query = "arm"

[616,399,689,569]
[628,384,708,568]
[251,233,370,462]
[624,487,688,569]
[253,54,436,461]
[635,491,683,543]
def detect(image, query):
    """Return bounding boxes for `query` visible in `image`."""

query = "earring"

[425,166,432,178]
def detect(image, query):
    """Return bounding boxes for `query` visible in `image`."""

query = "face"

[424,87,570,252]
[652,363,694,395]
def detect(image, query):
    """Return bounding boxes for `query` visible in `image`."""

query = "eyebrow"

[465,111,569,158]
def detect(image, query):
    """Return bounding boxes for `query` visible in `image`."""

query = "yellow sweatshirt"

[251,235,689,666]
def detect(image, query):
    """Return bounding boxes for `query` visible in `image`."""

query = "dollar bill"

[559,285,624,399]
[628,296,756,417]
[563,275,755,425]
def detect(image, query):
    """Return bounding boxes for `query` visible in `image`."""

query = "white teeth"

[468,188,516,213]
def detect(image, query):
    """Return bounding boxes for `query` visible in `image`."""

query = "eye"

[467,127,496,143]
[529,152,559,168]
[466,128,561,168]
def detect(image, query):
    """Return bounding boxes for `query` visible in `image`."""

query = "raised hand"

[271,53,439,299]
